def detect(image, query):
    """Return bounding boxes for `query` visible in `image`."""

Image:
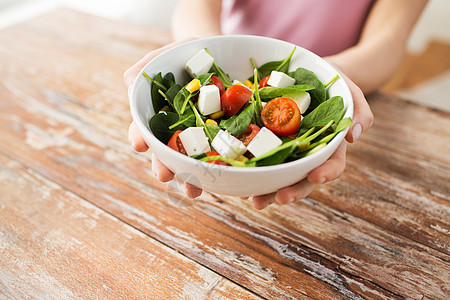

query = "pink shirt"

[221,0,375,57]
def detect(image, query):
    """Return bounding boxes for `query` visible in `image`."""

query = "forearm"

[325,0,428,94]
[325,32,404,94]
[171,0,222,40]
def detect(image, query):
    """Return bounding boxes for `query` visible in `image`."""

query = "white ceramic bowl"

[130,35,353,197]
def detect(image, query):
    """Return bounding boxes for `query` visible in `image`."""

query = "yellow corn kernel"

[243,80,253,88]
[297,141,310,150]
[210,110,224,119]
[159,105,171,113]
[205,119,218,126]
[186,78,201,93]
[236,155,248,162]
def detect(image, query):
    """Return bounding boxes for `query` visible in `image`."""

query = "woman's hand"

[125,39,204,198]
[252,74,373,209]
[128,122,203,198]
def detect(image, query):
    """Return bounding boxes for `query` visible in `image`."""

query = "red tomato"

[258,75,270,88]
[205,151,230,166]
[261,97,301,136]
[220,85,252,117]
[208,76,225,95]
[235,124,261,146]
[167,130,187,155]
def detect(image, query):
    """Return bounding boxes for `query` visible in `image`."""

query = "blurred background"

[1,0,449,110]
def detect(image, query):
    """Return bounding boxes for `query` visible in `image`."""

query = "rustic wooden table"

[1,9,449,300]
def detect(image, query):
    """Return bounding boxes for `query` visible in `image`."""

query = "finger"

[274,179,316,205]
[151,154,174,182]
[341,74,374,143]
[124,38,195,88]
[307,142,347,184]
[185,182,202,198]
[252,194,275,210]
[128,122,149,152]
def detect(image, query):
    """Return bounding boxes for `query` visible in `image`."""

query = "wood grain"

[1,8,449,299]
[0,155,259,299]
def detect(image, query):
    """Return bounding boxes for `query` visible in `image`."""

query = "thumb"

[341,73,374,143]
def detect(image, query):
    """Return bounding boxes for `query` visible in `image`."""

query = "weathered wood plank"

[312,138,450,255]
[0,154,259,300]
[0,80,356,299]
[1,8,449,299]
[2,63,449,299]
[362,93,450,168]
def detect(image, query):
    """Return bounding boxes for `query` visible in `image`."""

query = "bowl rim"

[129,34,353,174]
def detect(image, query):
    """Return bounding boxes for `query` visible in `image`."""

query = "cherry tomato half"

[205,151,230,166]
[261,97,301,136]
[220,85,252,117]
[258,75,270,88]
[235,124,261,146]
[208,75,225,95]
[167,130,187,155]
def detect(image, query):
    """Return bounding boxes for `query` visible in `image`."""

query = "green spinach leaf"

[245,122,332,165]
[249,47,296,81]
[291,68,326,110]
[220,104,255,135]
[149,112,185,144]
[145,72,166,113]
[163,72,176,89]
[300,96,344,129]
[205,48,232,88]
[259,84,314,99]
[188,100,215,142]
[173,88,190,114]
[165,84,182,107]
[335,117,352,133]
[251,68,263,127]
[255,144,297,167]
[209,64,232,88]
[197,73,214,86]
[205,124,221,140]
[170,88,196,128]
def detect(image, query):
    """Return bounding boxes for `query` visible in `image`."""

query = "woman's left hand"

[252,73,373,209]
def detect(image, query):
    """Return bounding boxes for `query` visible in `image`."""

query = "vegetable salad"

[145,47,351,167]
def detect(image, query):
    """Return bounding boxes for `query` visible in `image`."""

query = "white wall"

[1,0,449,53]
[0,0,180,30]
[61,0,180,30]
[407,0,450,53]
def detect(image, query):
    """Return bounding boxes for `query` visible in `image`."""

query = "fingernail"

[352,123,362,142]
[263,201,271,209]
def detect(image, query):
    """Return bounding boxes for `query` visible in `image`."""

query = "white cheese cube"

[267,71,295,88]
[283,91,311,114]
[247,127,282,157]
[178,127,211,156]
[198,85,221,115]
[185,49,214,78]
[211,130,247,160]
